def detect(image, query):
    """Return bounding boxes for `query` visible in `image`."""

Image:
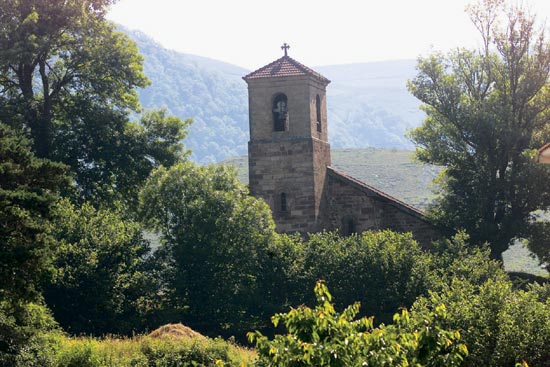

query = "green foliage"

[0,301,59,367]
[426,232,509,291]
[136,337,252,367]
[302,231,432,324]
[250,281,467,367]
[523,222,550,272]
[139,161,278,336]
[407,0,550,260]
[414,278,550,367]
[413,238,550,367]
[0,0,148,156]
[44,200,155,335]
[0,1,189,208]
[62,108,191,208]
[0,123,66,364]
[0,123,67,303]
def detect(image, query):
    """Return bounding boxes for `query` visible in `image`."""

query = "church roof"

[326,167,428,221]
[243,55,330,83]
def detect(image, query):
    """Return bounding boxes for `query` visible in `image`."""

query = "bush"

[137,337,252,367]
[249,281,467,367]
[44,200,156,335]
[300,230,433,324]
[0,301,59,367]
[412,237,550,367]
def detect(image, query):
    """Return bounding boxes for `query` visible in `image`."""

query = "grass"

[49,333,256,366]
[503,241,548,277]
[222,147,441,211]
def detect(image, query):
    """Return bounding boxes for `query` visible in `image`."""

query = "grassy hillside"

[223,147,440,211]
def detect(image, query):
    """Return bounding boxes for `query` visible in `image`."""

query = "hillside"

[128,30,249,163]
[317,61,422,150]
[223,148,440,211]
[124,29,423,163]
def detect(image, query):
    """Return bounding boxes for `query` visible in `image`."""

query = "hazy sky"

[108,0,550,70]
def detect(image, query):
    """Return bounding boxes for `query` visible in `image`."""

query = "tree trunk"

[36,59,52,158]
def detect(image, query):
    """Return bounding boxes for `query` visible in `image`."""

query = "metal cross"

[281,43,290,56]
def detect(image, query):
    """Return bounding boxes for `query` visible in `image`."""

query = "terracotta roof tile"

[243,56,330,83]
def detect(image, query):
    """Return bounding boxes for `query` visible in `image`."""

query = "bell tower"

[243,44,331,234]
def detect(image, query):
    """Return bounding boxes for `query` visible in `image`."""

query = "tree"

[0,123,67,305]
[408,0,550,260]
[413,273,550,366]
[0,0,146,157]
[301,231,432,324]
[249,281,468,367]
[61,108,191,208]
[43,200,156,335]
[0,123,67,365]
[139,161,279,337]
[0,1,189,206]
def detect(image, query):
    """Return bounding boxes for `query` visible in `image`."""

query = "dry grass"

[148,322,206,340]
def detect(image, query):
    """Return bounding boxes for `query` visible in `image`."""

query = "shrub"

[300,230,433,324]
[0,301,59,367]
[412,239,550,367]
[44,200,155,335]
[250,281,467,367]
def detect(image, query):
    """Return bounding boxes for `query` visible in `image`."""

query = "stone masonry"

[243,49,441,246]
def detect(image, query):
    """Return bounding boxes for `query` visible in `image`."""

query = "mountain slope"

[317,61,423,150]
[124,29,424,163]
[129,30,249,163]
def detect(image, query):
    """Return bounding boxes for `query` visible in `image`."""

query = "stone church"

[243,45,439,245]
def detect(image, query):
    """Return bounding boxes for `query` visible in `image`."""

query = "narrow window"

[316,94,322,132]
[273,93,288,131]
[342,216,356,236]
[280,192,287,212]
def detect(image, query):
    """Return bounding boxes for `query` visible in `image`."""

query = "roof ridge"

[243,55,330,82]
[284,56,324,79]
[326,166,426,218]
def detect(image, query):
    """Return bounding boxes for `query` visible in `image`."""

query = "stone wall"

[249,137,331,233]
[324,172,385,233]
[382,205,441,247]
[324,168,441,247]
[246,74,331,234]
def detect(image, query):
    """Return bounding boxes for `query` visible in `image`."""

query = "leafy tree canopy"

[0,122,66,365]
[0,1,189,207]
[44,199,155,335]
[408,0,550,260]
[139,161,278,336]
